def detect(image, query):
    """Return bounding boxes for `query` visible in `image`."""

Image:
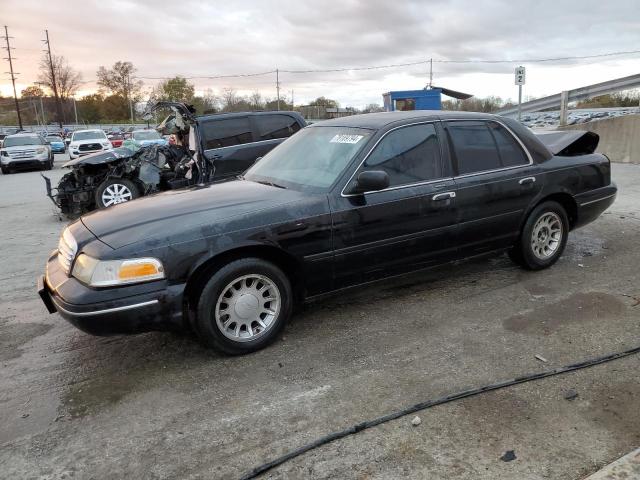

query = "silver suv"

[1,132,53,174]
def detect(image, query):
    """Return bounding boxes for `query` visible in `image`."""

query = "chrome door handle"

[519,176,536,185]
[432,191,456,201]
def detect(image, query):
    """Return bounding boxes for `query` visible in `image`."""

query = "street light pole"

[43,29,64,129]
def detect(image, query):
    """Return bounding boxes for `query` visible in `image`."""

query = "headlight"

[70,143,78,149]
[72,254,165,287]
[0,150,7,157]
[36,147,46,154]
[101,142,111,147]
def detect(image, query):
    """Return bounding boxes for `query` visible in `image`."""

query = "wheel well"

[534,192,578,228]
[183,245,304,320]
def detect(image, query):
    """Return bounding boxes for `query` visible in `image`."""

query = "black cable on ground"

[240,345,640,480]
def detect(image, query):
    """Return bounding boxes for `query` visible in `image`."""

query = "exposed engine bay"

[44,103,211,217]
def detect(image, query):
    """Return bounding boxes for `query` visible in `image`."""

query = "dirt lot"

[1,155,639,480]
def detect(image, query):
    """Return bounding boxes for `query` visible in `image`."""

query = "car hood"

[63,147,133,167]
[81,179,309,249]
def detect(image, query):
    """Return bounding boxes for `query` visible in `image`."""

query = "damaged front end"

[43,102,209,218]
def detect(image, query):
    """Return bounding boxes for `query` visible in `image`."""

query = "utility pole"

[276,68,280,111]
[127,74,134,124]
[43,29,63,128]
[72,96,78,124]
[40,96,46,125]
[2,26,23,129]
[429,58,433,88]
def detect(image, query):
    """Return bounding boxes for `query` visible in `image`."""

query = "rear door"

[250,113,303,158]
[201,116,259,178]
[446,120,541,254]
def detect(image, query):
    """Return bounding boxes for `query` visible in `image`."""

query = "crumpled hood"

[81,179,306,249]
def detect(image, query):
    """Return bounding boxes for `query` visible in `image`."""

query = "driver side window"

[362,123,443,187]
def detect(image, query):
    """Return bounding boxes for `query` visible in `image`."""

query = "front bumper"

[1,156,50,169]
[37,251,186,335]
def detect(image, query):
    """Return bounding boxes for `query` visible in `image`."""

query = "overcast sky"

[1,0,639,107]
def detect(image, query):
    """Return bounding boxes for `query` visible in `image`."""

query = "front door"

[329,122,458,289]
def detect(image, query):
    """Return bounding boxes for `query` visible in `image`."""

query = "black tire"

[0,166,9,174]
[195,258,292,355]
[95,178,139,208]
[43,159,53,171]
[510,201,569,270]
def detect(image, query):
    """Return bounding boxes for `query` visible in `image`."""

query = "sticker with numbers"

[330,134,364,144]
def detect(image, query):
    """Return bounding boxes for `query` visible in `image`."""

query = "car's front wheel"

[95,178,139,208]
[509,201,569,270]
[195,258,292,355]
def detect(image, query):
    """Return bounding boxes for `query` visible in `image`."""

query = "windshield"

[244,126,373,192]
[46,136,62,142]
[3,135,44,147]
[134,131,161,140]
[73,130,107,141]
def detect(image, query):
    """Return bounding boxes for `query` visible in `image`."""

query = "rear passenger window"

[447,121,501,175]
[201,117,253,149]
[255,115,301,140]
[362,123,442,187]
[488,122,529,167]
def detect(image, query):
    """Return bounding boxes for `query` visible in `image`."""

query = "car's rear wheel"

[0,166,10,174]
[509,201,569,270]
[195,258,292,355]
[95,178,139,208]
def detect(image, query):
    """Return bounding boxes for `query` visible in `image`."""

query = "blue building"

[383,88,442,111]
[383,86,473,112]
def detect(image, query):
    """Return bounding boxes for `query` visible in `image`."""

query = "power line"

[133,49,640,80]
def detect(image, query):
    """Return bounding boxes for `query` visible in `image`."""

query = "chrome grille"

[57,228,78,275]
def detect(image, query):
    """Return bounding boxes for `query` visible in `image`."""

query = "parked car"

[1,132,53,173]
[45,134,66,154]
[107,133,124,148]
[37,111,617,355]
[68,129,113,160]
[43,103,306,216]
[123,129,168,151]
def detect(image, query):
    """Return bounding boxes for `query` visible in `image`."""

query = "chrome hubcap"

[102,183,132,207]
[531,212,563,260]
[215,274,280,342]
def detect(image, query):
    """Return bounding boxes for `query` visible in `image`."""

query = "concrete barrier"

[558,114,640,163]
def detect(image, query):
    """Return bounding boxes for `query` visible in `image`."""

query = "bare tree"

[249,91,264,110]
[96,61,143,100]
[220,87,240,111]
[37,54,82,100]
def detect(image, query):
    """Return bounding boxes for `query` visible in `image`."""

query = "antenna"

[2,26,23,129]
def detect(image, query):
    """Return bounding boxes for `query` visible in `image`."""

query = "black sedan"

[38,111,617,354]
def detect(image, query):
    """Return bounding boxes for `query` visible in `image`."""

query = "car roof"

[309,110,496,129]
[6,132,42,137]
[198,110,300,122]
[132,129,157,133]
[73,129,104,134]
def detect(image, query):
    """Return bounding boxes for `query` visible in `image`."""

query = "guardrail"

[496,73,640,117]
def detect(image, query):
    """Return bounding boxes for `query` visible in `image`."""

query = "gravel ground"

[0,154,639,480]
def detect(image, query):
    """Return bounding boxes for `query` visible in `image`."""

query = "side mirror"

[352,170,390,194]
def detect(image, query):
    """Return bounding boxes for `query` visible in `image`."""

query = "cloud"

[1,0,639,105]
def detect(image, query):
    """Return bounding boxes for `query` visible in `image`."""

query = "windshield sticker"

[330,134,364,144]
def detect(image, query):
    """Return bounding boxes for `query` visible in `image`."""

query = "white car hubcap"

[215,274,281,342]
[101,183,133,207]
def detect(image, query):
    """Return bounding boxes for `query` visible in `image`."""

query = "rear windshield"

[73,131,107,141]
[46,136,62,142]
[134,131,161,140]
[3,136,44,147]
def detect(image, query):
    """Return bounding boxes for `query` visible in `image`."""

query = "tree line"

[1,53,638,125]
